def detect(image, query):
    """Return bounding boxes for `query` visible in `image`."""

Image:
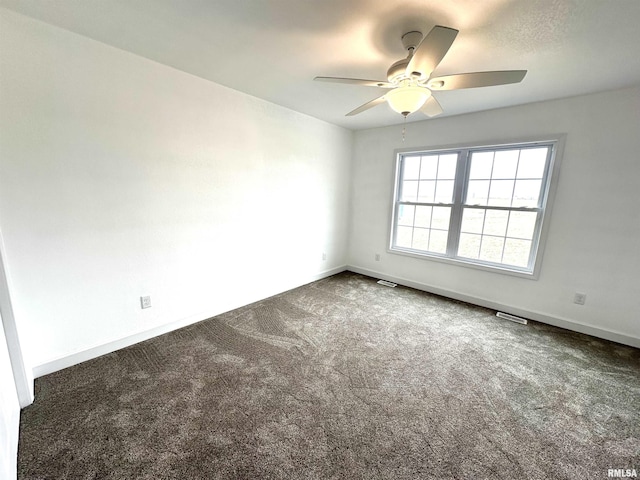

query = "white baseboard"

[347,265,640,349]
[33,265,348,378]
[306,265,348,283]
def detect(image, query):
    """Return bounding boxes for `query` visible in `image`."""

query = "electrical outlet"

[140,296,151,309]
[573,292,586,305]
[375,253,381,261]
[322,252,327,261]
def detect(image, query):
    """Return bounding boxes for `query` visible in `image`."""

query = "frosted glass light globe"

[386,86,431,116]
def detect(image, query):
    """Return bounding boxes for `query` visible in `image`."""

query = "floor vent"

[496,312,528,325]
[377,280,397,288]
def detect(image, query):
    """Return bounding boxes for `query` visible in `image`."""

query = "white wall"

[0,312,20,480]
[0,9,352,373]
[349,86,640,347]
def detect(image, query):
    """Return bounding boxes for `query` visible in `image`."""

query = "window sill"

[388,246,539,280]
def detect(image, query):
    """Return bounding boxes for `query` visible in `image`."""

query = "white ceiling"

[2,0,640,130]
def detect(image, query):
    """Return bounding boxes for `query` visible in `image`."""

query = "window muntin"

[391,142,557,276]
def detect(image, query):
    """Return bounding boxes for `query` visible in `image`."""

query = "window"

[390,139,561,277]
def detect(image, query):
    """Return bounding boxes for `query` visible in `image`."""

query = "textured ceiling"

[2,0,640,130]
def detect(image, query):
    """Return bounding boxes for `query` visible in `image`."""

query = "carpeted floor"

[18,272,640,479]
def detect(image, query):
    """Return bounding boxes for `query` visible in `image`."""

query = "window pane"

[458,233,481,259]
[431,206,451,230]
[512,179,542,207]
[437,154,457,179]
[483,210,509,236]
[434,180,454,203]
[466,180,489,205]
[479,236,505,263]
[492,150,519,178]
[507,211,537,239]
[417,180,436,203]
[517,148,547,178]
[401,180,418,202]
[469,152,493,179]
[461,208,485,234]
[414,206,432,228]
[404,156,421,179]
[429,230,448,254]
[420,155,438,179]
[397,205,415,226]
[488,180,514,206]
[396,226,413,248]
[412,227,430,250]
[502,238,532,267]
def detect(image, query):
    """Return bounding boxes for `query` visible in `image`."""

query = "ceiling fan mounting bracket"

[401,31,423,52]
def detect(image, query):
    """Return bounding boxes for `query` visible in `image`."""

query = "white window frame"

[389,136,564,279]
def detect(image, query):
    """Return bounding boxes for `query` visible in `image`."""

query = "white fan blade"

[346,94,387,116]
[314,76,393,88]
[420,96,443,117]
[427,71,527,90]
[406,26,458,79]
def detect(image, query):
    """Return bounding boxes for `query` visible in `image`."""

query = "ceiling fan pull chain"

[402,115,407,142]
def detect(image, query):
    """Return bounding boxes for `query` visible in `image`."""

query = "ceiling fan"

[314,26,527,118]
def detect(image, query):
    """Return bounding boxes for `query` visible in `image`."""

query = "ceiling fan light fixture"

[386,86,431,116]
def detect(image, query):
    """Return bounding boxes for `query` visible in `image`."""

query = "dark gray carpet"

[18,272,640,479]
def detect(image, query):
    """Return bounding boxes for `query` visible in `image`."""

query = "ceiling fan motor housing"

[387,58,410,83]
